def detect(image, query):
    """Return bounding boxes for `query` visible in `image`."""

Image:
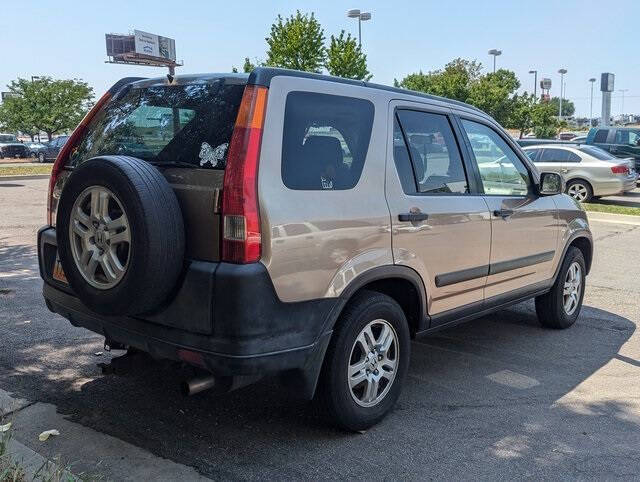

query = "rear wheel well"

[351,278,422,337]
[569,236,593,274]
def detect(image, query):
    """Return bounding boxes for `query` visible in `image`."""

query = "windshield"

[69,79,245,169]
[578,145,617,160]
[0,134,17,143]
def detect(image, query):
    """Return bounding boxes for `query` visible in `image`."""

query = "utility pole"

[618,89,629,118]
[347,9,372,48]
[529,70,538,98]
[589,78,596,126]
[558,69,567,119]
[488,49,502,73]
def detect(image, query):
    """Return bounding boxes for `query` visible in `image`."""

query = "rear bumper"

[592,178,635,197]
[38,226,336,377]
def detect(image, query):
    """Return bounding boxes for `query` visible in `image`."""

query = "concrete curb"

[0,389,210,480]
[586,210,640,225]
[0,174,50,181]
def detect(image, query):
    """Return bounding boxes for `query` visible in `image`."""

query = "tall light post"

[529,70,538,98]
[589,78,596,126]
[558,68,567,119]
[347,9,372,48]
[618,89,629,118]
[488,49,502,73]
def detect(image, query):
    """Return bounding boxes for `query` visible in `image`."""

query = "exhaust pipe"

[182,376,216,396]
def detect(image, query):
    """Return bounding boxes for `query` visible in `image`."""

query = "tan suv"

[37,68,593,431]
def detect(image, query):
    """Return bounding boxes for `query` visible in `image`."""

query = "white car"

[523,144,636,202]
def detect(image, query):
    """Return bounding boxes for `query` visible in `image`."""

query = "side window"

[594,129,609,143]
[392,116,417,194]
[281,91,374,190]
[539,148,571,162]
[395,110,468,194]
[461,119,531,196]
[567,151,582,162]
[614,130,629,145]
[524,149,540,161]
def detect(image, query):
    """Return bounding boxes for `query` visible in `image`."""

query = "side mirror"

[538,172,564,196]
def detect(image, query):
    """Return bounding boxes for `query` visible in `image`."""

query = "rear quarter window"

[281,91,374,190]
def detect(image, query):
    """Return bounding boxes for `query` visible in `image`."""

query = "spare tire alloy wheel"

[69,186,130,289]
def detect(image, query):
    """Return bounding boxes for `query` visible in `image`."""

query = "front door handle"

[493,209,514,218]
[398,212,429,222]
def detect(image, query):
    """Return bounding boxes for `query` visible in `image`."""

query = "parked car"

[522,144,636,202]
[37,136,70,163]
[516,138,579,148]
[0,133,29,158]
[25,141,47,158]
[38,69,593,431]
[558,132,578,141]
[586,126,640,174]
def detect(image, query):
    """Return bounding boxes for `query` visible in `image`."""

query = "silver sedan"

[523,144,637,202]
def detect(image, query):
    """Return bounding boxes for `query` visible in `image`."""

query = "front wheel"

[318,291,410,431]
[535,247,586,329]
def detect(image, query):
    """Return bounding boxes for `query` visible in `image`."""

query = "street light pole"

[618,89,629,118]
[529,70,538,98]
[488,49,502,73]
[558,69,567,119]
[347,9,371,48]
[589,78,596,126]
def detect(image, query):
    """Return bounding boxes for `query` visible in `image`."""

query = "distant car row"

[515,126,640,202]
[0,134,69,162]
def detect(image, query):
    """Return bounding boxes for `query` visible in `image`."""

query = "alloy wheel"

[563,261,582,315]
[567,183,589,202]
[348,319,399,407]
[69,186,131,289]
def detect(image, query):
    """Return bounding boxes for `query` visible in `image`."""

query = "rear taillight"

[47,91,112,225]
[611,164,629,175]
[221,85,268,263]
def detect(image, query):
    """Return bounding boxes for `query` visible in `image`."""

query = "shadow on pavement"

[0,242,638,478]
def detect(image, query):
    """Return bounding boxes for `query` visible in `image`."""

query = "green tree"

[531,101,561,138]
[0,95,39,140]
[394,58,482,102]
[265,11,325,72]
[325,30,371,80]
[232,57,258,73]
[467,69,520,125]
[0,77,93,141]
[548,96,575,117]
[243,57,257,73]
[506,92,537,138]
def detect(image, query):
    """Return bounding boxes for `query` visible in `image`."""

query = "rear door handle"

[493,209,514,218]
[398,212,429,222]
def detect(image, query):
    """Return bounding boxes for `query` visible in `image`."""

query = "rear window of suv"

[68,79,245,169]
[281,91,374,190]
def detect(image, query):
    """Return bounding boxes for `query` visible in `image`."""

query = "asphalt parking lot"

[1,178,639,480]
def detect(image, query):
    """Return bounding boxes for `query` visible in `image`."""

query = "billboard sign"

[134,30,176,61]
[600,73,615,92]
[540,78,552,90]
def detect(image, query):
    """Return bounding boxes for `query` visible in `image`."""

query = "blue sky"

[1,0,638,117]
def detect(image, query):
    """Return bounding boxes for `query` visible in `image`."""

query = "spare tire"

[56,156,185,315]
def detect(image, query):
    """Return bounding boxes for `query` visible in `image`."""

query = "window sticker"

[199,142,228,167]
